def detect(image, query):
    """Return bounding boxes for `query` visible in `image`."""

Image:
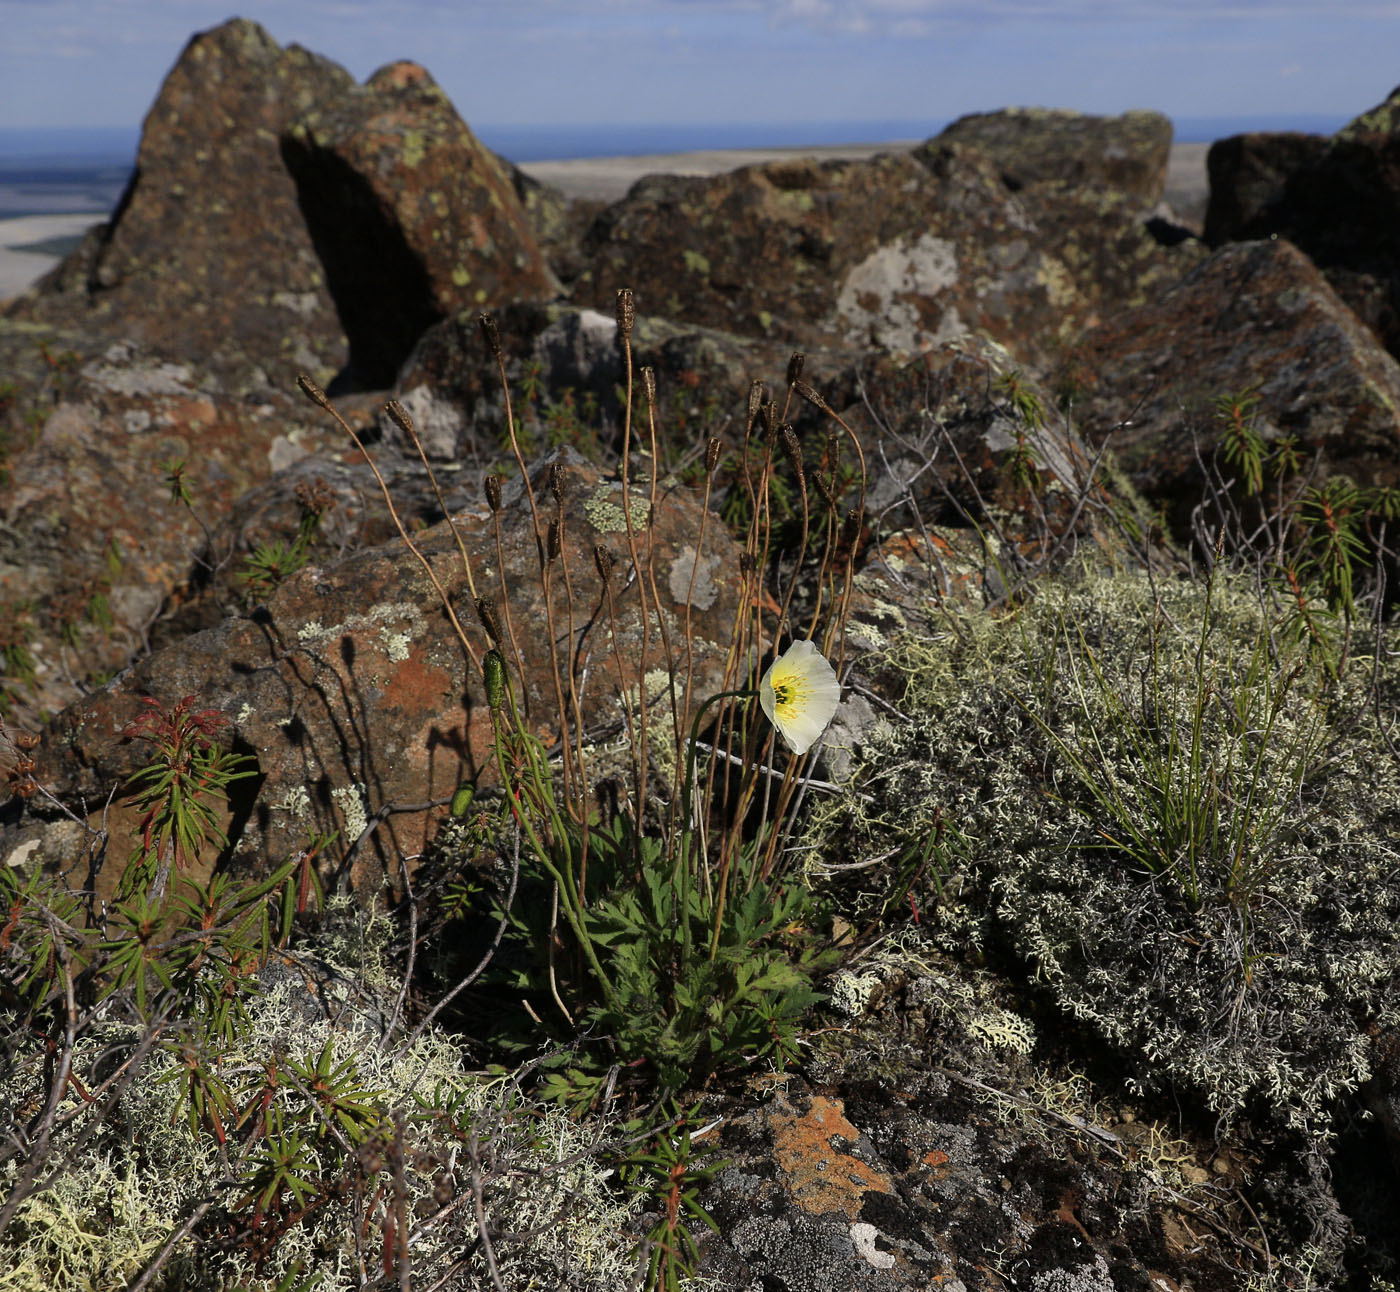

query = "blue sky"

[0,0,1396,136]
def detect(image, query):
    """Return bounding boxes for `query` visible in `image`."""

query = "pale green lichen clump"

[807,561,1400,1138]
[0,897,642,1292]
[584,482,650,533]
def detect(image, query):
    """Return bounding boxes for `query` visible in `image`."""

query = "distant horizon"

[0,110,1359,169]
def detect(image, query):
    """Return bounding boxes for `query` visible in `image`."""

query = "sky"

[0,0,1396,140]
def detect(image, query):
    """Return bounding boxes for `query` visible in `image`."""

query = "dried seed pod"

[779,424,805,492]
[12,731,39,752]
[747,380,765,425]
[296,374,330,408]
[792,379,829,413]
[547,518,562,561]
[760,400,777,443]
[482,650,508,710]
[841,508,862,549]
[705,437,723,474]
[594,544,615,580]
[548,462,566,505]
[641,366,656,406]
[786,352,805,386]
[616,288,634,337]
[822,430,841,475]
[474,596,503,645]
[484,474,503,512]
[384,399,413,437]
[478,312,502,359]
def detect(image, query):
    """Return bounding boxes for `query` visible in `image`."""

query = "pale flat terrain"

[0,143,1212,302]
[0,212,99,301]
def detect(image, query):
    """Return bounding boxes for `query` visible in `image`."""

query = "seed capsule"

[297,374,330,408]
[747,380,765,426]
[384,400,413,437]
[792,379,829,414]
[594,544,615,580]
[484,474,503,512]
[705,437,722,474]
[786,352,805,385]
[616,288,634,337]
[478,313,502,359]
[779,425,805,492]
[474,597,503,645]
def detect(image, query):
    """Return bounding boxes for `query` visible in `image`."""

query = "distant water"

[0,114,1354,221]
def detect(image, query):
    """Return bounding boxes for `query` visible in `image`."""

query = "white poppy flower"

[759,640,841,755]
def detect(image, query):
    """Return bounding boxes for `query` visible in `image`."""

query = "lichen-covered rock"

[566,143,1195,374]
[1203,86,1400,361]
[694,938,1278,1289]
[937,106,1173,204]
[1074,238,1400,525]
[280,61,559,387]
[0,338,356,725]
[20,449,750,886]
[3,18,353,394]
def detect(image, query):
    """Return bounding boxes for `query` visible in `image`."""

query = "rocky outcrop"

[0,338,361,722]
[281,61,558,387]
[1204,85,1400,360]
[567,142,1196,373]
[5,20,560,396]
[1202,131,1329,242]
[1073,238,1400,525]
[938,106,1173,204]
[5,19,353,394]
[29,449,751,884]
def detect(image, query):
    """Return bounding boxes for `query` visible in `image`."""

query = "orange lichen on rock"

[769,1095,895,1218]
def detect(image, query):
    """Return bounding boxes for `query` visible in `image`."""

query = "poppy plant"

[759,639,841,755]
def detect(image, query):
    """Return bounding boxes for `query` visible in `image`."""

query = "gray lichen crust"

[808,562,1400,1139]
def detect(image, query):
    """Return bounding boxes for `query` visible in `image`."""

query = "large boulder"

[280,61,559,388]
[4,19,353,395]
[1073,238,1400,524]
[937,106,1173,204]
[20,449,752,886]
[1203,86,1400,360]
[1202,131,1330,242]
[566,144,1195,373]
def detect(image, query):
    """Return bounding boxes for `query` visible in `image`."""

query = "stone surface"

[3,18,353,395]
[1073,238,1400,526]
[1203,86,1400,361]
[0,337,354,724]
[281,60,559,387]
[691,939,1277,1290]
[566,142,1196,374]
[24,450,751,886]
[1202,131,1330,243]
[937,107,1173,205]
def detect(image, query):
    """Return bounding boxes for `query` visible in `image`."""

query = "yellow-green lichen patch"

[584,483,651,533]
[682,249,711,276]
[401,129,426,169]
